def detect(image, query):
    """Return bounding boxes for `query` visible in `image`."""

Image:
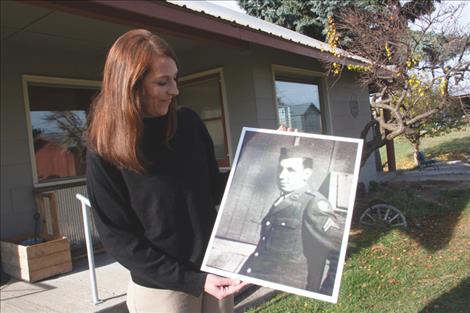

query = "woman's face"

[141,55,179,117]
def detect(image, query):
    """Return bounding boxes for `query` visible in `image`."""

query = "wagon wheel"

[359,203,407,228]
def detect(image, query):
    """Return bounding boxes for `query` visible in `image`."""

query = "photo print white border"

[202,127,363,303]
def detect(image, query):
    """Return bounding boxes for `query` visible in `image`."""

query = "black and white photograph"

[201,127,363,303]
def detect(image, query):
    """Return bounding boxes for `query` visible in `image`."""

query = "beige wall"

[327,70,377,183]
[178,43,329,159]
[0,42,104,238]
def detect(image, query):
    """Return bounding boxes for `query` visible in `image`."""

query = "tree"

[44,111,87,163]
[240,0,469,167]
[403,92,467,165]
[238,0,437,45]
[331,2,469,166]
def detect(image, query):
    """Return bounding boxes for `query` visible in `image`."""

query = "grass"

[246,181,470,313]
[379,128,470,170]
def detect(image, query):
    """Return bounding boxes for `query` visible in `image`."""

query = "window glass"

[178,73,228,165]
[204,119,226,158]
[275,79,323,133]
[178,77,222,119]
[27,82,99,184]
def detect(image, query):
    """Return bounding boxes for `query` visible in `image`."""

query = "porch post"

[383,110,396,172]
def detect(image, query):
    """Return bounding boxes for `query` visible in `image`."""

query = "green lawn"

[247,181,470,313]
[379,128,470,170]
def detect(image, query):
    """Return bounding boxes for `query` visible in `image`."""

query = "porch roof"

[28,0,367,66]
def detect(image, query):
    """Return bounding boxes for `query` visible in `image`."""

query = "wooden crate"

[1,235,72,282]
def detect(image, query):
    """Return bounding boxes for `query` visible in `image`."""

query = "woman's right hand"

[277,124,297,132]
[204,274,248,300]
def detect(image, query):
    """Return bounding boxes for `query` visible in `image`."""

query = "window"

[178,70,230,167]
[274,71,325,134]
[23,76,100,185]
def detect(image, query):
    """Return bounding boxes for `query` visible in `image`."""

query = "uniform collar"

[281,185,311,200]
[269,185,311,215]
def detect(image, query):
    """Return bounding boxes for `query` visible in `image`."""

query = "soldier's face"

[277,157,312,193]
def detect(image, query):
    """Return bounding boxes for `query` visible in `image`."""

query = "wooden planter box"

[1,235,72,282]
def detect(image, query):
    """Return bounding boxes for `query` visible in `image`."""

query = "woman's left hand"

[204,274,249,300]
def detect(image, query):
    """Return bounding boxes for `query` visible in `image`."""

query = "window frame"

[271,65,330,134]
[22,74,101,187]
[178,68,232,169]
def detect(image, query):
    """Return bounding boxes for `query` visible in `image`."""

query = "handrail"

[76,193,91,207]
[75,193,102,305]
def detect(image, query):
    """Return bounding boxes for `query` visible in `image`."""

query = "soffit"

[1,1,198,56]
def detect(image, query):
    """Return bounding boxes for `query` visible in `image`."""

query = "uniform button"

[261,236,266,241]
[246,268,252,273]
[266,221,271,226]
[281,222,286,226]
[254,252,259,256]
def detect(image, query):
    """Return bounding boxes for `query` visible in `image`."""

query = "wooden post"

[35,192,60,237]
[383,110,396,172]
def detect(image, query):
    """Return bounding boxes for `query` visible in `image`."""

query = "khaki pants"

[126,279,234,313]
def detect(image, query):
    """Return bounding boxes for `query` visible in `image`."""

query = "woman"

[86,29,245,313]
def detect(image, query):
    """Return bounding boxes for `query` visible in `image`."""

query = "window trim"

[179,68,232,167]
[271,65,330,134]
[22,74,101,187]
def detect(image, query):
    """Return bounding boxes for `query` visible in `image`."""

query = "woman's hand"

[204,274,248,300]
[277,124,297,132]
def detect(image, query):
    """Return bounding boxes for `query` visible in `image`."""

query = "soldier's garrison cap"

[279,145,313,161]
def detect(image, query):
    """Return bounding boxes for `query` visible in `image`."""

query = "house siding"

[328,70,377,183]
[2,23,376,239]
[179,43,376,184]
[0,43,103,238]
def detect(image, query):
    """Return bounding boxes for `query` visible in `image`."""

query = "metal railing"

[76,193,102,305]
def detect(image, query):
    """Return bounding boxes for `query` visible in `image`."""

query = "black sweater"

[86,107,220,296]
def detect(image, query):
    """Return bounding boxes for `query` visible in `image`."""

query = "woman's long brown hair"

[87,29,177,172]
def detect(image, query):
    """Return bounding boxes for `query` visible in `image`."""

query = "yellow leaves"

[331,62,341,75]
[347,64,370,72]
[327,16,339,49]
[408,74,421,90]
[406,54,422,69]
[385,42,392,61]
[406,58,418,69]
[438,77,448,96]
[327,16,342,76]
[408,74,430,97]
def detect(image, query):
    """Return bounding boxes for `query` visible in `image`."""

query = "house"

[1,0,377,247]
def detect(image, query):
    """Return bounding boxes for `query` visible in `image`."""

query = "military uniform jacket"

[240,186,343,291]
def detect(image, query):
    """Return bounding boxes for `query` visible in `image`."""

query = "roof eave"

[25,0,366,66]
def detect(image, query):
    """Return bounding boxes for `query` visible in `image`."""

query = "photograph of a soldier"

[202,128,361,301]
